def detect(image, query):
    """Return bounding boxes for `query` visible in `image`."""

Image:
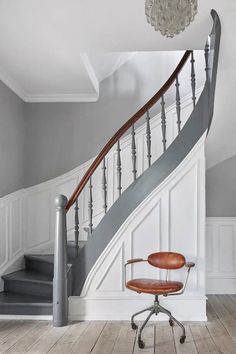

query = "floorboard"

[0,295,236,353]
[92,322,122,354]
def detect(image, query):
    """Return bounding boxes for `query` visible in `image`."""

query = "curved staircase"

[0,10,220,322]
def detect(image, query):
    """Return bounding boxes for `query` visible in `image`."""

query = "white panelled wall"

[70,134,207,321]
[206,218,236,294]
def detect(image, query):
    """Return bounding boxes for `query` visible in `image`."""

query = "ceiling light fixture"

[145,0,198,38]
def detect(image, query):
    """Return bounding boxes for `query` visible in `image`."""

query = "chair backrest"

[148,252,185,270]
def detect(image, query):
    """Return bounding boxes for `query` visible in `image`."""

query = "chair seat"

[126,278,183,295]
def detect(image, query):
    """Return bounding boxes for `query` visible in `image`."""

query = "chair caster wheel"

[180,336,186,344]
[131,323,137,330]
[169,319,174,327]
[138,339,145,349]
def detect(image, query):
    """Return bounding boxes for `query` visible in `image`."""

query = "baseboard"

[69,295,207,322]
[0,315,52,320]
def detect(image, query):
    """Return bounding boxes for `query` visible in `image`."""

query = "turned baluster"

[161,95,167,152]
[131,124,137,181]
[88,177,93,235]
[74,198,79,247]
[191,51,196,108]
[117,140,122,197]
[146,110,151,167]
[205,36,210,83]
[175,75,181,133]
[102,158,107,213]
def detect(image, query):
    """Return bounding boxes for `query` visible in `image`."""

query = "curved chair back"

[148,252,185,270]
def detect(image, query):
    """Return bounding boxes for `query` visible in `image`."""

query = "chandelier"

[145,0,198,38]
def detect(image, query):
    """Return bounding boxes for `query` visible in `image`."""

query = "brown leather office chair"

[125,252,195,349]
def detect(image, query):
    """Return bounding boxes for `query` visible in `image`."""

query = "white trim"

[80,53,99,95]
[0,57,100,102]
[0,315,52,320]
[206,217,236,294]
[0,67,28,101]
[24,93,99,103]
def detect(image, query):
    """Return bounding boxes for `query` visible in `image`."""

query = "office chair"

[125,252,195,349]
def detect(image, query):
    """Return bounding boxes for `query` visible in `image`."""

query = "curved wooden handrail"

[66,50,192,211]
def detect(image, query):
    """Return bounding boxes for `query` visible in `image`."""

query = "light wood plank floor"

[1,295,236,353]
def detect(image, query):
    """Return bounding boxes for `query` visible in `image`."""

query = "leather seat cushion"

[126,278,183,295]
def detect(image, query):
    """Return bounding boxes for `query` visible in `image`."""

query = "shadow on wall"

[206,154,236,217]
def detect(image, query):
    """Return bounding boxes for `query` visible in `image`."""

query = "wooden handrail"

[66,50,192,211]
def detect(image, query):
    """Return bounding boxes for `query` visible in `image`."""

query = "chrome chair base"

[131,295,186,349]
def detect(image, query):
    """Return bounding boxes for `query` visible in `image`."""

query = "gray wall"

[24,51,205,187]
[206,155,236,217]
[0,51,205,198]
[0,81,25,197]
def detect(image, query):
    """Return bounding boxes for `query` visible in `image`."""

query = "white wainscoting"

[69,134,207,321]
[0,88,202,291]
[206,217,236,294]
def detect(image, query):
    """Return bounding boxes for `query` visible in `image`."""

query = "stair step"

[2,270,52,298]
[0,292,52,315]
[0,240,86,315]
[24,242,86,275]
[25,254,54,277]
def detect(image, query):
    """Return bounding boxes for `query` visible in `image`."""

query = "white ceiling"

[0,0,213,102]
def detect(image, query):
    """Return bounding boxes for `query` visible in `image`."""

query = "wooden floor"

[0,295,236,353]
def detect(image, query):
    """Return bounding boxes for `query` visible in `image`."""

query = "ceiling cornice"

[0,66,28,101]
[0,55,100,103]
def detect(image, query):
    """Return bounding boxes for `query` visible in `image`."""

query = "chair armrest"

[124,258,147,284]
[164,261,195,297]
[185,262,195,268]
[126,258,144,265]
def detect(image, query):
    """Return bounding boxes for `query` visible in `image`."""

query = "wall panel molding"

[206,217,236,294]
[69,134,207,321]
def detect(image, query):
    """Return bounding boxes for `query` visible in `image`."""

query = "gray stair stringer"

[71,85,210,296]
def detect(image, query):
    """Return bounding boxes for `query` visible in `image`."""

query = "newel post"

[53,194,68,327]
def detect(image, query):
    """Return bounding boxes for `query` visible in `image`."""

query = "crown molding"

[0,59,99,103]
[80,53,99,95]
[0,67,28,101]
[24,93,99,103]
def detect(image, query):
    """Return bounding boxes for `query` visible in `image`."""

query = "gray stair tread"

[2,270,52,284]
[0,292,52,305]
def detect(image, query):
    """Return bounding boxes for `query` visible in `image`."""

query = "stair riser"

[4,280,52,298]
[25,258,54,277]
[0,304,52,315]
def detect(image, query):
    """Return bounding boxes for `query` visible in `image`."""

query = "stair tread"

[2,270,52,283]
[0,292,52,304]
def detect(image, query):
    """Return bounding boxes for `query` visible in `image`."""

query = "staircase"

[0,10,220,323]
[0,242,83,315]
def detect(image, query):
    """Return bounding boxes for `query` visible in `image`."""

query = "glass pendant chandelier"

[145,0,198,38]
